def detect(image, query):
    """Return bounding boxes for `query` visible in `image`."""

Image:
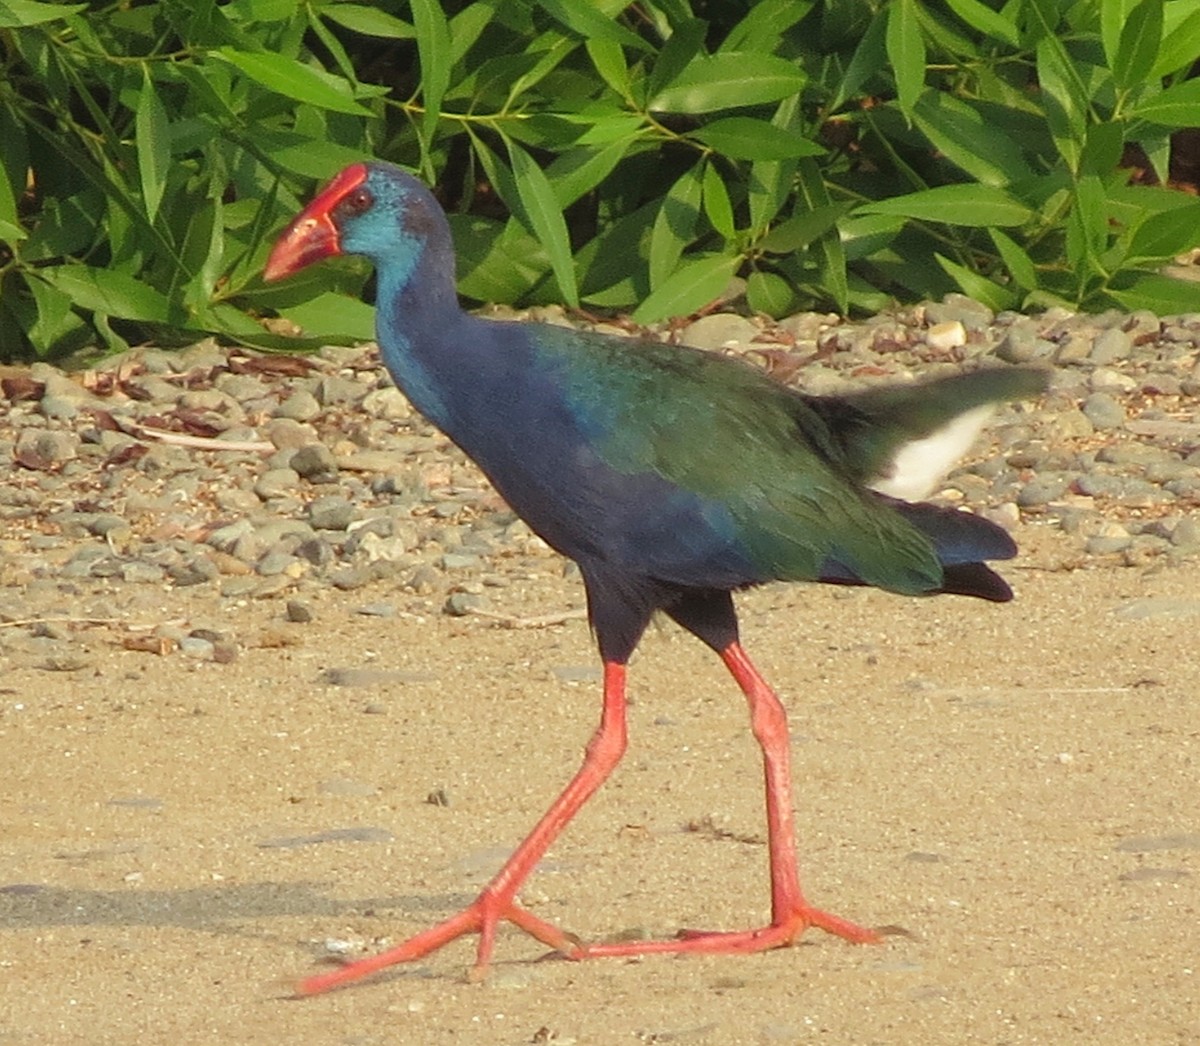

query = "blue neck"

[373,237,471,431]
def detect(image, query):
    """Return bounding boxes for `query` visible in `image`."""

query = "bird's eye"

[342,188,373,216]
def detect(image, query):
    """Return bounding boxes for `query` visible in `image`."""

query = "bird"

[264,161,1047,994]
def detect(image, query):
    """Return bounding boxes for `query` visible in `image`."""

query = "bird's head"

[264,162,450,287]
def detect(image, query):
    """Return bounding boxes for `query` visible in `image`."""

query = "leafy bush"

[2,0,1200,361]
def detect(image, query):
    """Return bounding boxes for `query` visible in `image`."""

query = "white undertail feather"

[866,404,995,502]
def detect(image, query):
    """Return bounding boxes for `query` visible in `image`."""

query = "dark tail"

[819,497,1018,602]
[893,498,1016,601]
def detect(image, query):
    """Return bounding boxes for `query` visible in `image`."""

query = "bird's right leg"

[294,661,629,996]
[584,642,878,958]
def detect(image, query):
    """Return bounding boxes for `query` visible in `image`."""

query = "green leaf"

[796,158,846,313]
[135,69,171,224]
[257,131,375,179]
[1036,35,1088,169]
[507,141,579,307]
[747,94,803,234]
[1129,79,1200,128]
[1101,0,1137,71]
[451,214,546,303]
[758,204,846,253]
[831,11,887,112]
[0,149,21,243]
[181,199,225,314]
[0,0,85,28]
[1107,274,1200,316]
[279,291,376,341]
[547,138,634,208]
[1112,0,1163,90]
[26,273,81,353]
[745,269,800,318]
[586,38,631,99]
[989,229,1038,292]
[1065,174,1107,277]
[1125,203,1200,262]
[537,0,650,51]
[650,53,806,114]
[571,112,646,146]
[1078,122,1124,176]
[1151,4,1200,78]
[409,0,452,147]
[646,18,707,104]
[702,162,735,240]
[37,265,177,324]
[649,164,703,288]
[212,48,372,116]
[859,185,1034,227]
[942,0,1019,47]
[912,93,1032,187]
[632,253,740,324]
[690,117,823,161]
[720,0,815,52]
[319,4,414,39]
[886,0,925,121]
[935,253,1016,312]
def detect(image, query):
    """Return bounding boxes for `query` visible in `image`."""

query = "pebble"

[2,298,1198,672]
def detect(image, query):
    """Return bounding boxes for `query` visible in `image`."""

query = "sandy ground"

[1,525,1197,1045]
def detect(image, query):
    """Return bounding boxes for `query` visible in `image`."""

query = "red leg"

[583,641,878,958]
[295,662,629,995]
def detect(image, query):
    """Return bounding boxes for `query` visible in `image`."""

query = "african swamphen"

[264,162,1047,994]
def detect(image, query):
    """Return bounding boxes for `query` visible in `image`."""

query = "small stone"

[315,375,366,406]
[290,443,339,482]
[38,396,78,420]
[441,552,482,570]
[179,636,215,659]
[361,386,411,420]
[995,324,1053,363]
[680,313,758,351]
[355,602,396,618]
[266,417,319,450]
[925,320,966,352]
[169,556,220,587]
[285,600,314,623]
[1081,391,1126,430]
[206,518,256,553]
[121,561,165,584]
[1086,534,1132,555]
[307,495,355,530]
[1016,474,1073,507]
[1054,333,1093,363]
[254,467,299,501]
[274,389,321,422]
[443,591,487,616]
[1089,327,1132,364]
[1169,516,1200,548]
[252,545,293,577]
[14,429,78,468]
[925,294,994,331]
[329,565,374,590]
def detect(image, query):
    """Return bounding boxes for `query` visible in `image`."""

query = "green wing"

[533,330,960,595]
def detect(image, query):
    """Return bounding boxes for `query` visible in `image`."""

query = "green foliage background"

[2,0,1200,360]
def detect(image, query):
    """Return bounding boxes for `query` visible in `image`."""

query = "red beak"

[263,164,369,282]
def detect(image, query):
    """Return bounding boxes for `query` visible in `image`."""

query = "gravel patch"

[2,299,1198,667]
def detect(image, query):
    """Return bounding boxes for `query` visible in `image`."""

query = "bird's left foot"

[292,897,582,996]
[578,905,880,958]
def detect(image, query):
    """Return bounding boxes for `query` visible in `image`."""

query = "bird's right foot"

[578,904,880,959]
